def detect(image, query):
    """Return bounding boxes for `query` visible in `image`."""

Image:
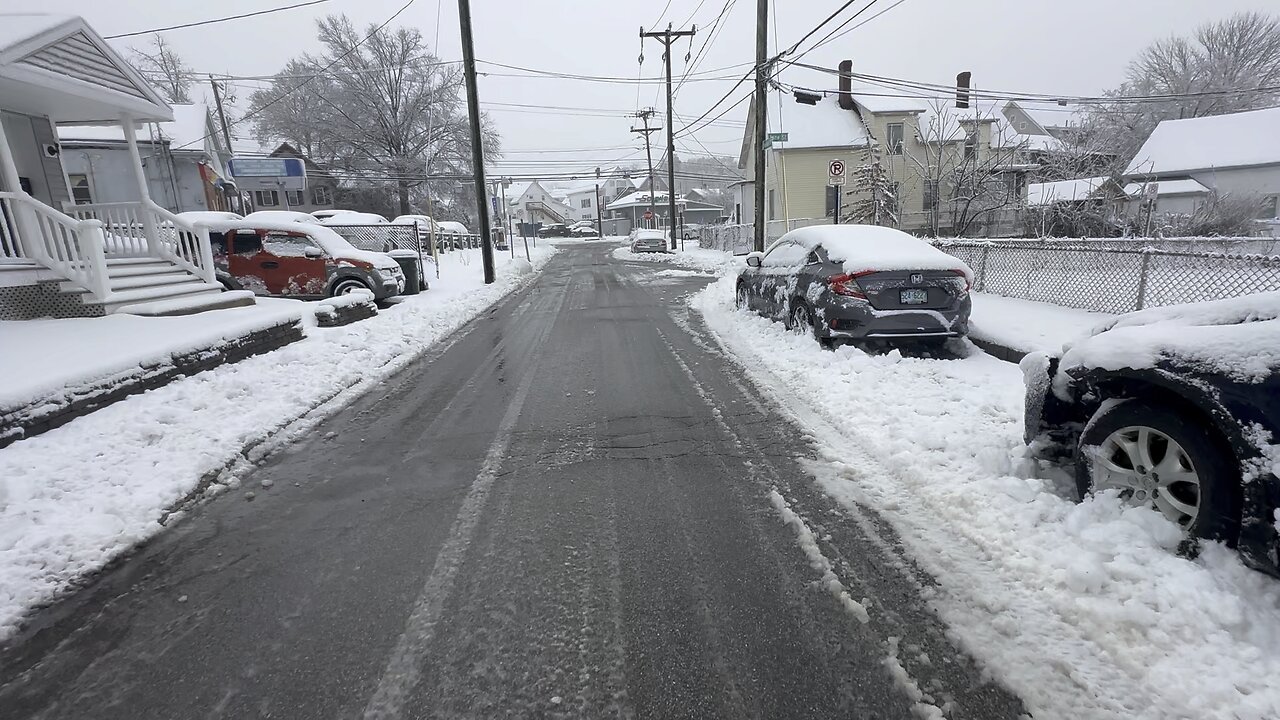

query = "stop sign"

[643,210,654,220]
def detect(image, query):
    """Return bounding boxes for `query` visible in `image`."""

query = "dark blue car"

[1024,293,1280,575]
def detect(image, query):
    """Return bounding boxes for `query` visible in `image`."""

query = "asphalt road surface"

[0,242,1026,719]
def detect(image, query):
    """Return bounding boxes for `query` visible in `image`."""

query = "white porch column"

[120,114,160,257]
[0,114,42,259]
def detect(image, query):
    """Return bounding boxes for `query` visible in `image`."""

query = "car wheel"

[787,302,828,348]
[735,282,749,309]
[1076,398,1240,543]
[330,277,371,297]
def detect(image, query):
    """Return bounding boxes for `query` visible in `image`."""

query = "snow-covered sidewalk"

[690,275,1280,720]
[0,246,555,640]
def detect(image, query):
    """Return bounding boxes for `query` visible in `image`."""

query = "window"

[581,198,592,208]
[1002,172,1023,197]
[232,231,263,255]
[311,185,331,205]
[964,131,977,160]
[67,174,92,204]
[923,180,939,211]
[762,241,809,268]
[263,232,320,257]
[886,123,904,155]
[255,190,279,207]
[285,190,305,207]
[1256,195,1279,220]
[768,189,776,219]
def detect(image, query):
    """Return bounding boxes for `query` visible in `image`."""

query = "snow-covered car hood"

[1058,291,1280,385]
[780,225,973,281]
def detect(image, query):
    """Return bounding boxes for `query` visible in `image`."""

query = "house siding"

[2,111,70,208]
[60,144,212,212]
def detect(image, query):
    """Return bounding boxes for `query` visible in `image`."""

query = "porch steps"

[113,290,256,317]
[101,282,225,314]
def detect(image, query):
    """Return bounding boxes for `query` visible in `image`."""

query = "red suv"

[207,221,404,300]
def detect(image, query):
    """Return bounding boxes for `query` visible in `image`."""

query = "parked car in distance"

[629,229,669,253]
[1023,292,1280,576]
[311,209,357,221]
[435,221,472,249]
[681,223,701,240]
[178,211,242,223]
[203,219,404,301]
[538,223,570,238]
[571,225,598,237]
[736,225,972,349]
[244,210,322,225]
[320,211,389,226]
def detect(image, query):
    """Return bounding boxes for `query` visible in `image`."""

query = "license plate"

[900,289,929,305]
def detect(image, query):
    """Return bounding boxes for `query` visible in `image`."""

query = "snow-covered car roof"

[200,218,400,270]
[178,211,242,222]
[393,214,436,225]
[245,210,321,225]
[321,212,388,225]
[1059,292,1280,384]
[778,225,973,280]
[437,221,470,234]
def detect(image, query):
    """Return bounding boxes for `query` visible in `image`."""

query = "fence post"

[976,244,990,292]
[1135,249,1151,311]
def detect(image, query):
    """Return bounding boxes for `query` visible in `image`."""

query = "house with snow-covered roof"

[740,62,1031,237]
[1123,106,1280,221]
[57,103,235,214]
[504,179,573,227]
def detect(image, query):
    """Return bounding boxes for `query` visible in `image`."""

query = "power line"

[794,0,907,58]
[676,92,752,138]
[475,59,753,84]
[105,0,331,39]
[674,0,738,96]
[779,0,864,57]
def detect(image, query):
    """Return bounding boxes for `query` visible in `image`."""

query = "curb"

[969,336,1028,365]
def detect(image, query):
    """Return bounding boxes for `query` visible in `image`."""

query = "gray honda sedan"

[735,225,973,349]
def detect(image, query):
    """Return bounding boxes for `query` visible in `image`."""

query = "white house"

[1,14,245,320]
[57,103,235,213]
[504,179,574,226]
[1124,106,1280,220]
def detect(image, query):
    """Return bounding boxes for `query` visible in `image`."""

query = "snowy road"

[0,244,1024,719]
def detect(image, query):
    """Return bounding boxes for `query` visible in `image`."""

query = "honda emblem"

[910,273,924,284]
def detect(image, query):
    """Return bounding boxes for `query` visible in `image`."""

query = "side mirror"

[304,246,325,259]
[745,252,763,268]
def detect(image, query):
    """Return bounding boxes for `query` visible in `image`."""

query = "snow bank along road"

[0,244,1024,719]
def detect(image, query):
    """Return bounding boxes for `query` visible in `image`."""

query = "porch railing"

[64,200,215,284]
[2,191,109,300]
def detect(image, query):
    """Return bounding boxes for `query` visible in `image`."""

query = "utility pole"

[458,0,495,283]
[209,76,237,212]
[641,24,695,250]
[631,108,660,221]
[752,0,768,252]
[594,167,605,237]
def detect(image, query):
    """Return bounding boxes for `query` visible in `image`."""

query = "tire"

[330,277,372,297]
[788,301,833,349]
[735,282,749,309]
[1076,398,1240,543]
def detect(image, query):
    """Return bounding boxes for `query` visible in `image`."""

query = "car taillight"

[826,271,874,298]
[949,269,972,294]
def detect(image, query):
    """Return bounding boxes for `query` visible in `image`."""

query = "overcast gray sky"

[39,0,1280,177]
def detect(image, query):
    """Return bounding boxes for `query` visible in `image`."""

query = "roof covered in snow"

[1019,103,1086,131]
[1026,177,1113,206]
[1125,106,1280,176]
[767,93,871,150]
[57,104,217,152]
[1122,178,1211,198]
[778,224,973,280]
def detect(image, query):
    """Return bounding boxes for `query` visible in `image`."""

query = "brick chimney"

[956,71,972,109]
[838,60,854,110]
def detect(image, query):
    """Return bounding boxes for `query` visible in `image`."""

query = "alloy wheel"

[1091,425,1201,527]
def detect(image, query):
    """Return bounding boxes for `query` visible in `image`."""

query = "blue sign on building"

[227,157,307,190]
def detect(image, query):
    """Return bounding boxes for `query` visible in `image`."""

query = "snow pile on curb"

[610,245,738,275]
[691,274,1280,720]
[969,293,1112,355]
[0,246,557,640]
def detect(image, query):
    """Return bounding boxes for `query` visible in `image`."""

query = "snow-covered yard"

[689,274,1280,720]
[0,246,555,640]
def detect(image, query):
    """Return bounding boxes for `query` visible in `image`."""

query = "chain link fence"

[936,239,1280,313]
[699,218,832,254]
[324,224,486,254]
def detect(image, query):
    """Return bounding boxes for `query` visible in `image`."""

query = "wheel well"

[1091,376,1239,466]
[328,274,371,293]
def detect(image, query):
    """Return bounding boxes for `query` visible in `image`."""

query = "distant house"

[1024,176,1128,236]
[57,103,234,213]
[740,62,1033,237]
[604,190,722,232]
[505,180,573,225]
[561,181,603,222]
[1123,106,1280,221]
[263,142,338,214]
[1002,101,1086,142]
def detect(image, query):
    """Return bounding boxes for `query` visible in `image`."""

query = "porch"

[0,14,246,319]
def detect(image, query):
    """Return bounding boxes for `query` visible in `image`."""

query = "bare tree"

[129,35,194,104]
[249,14,500,216]
[907,100,1028,237]
[1087,11,1280,163]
